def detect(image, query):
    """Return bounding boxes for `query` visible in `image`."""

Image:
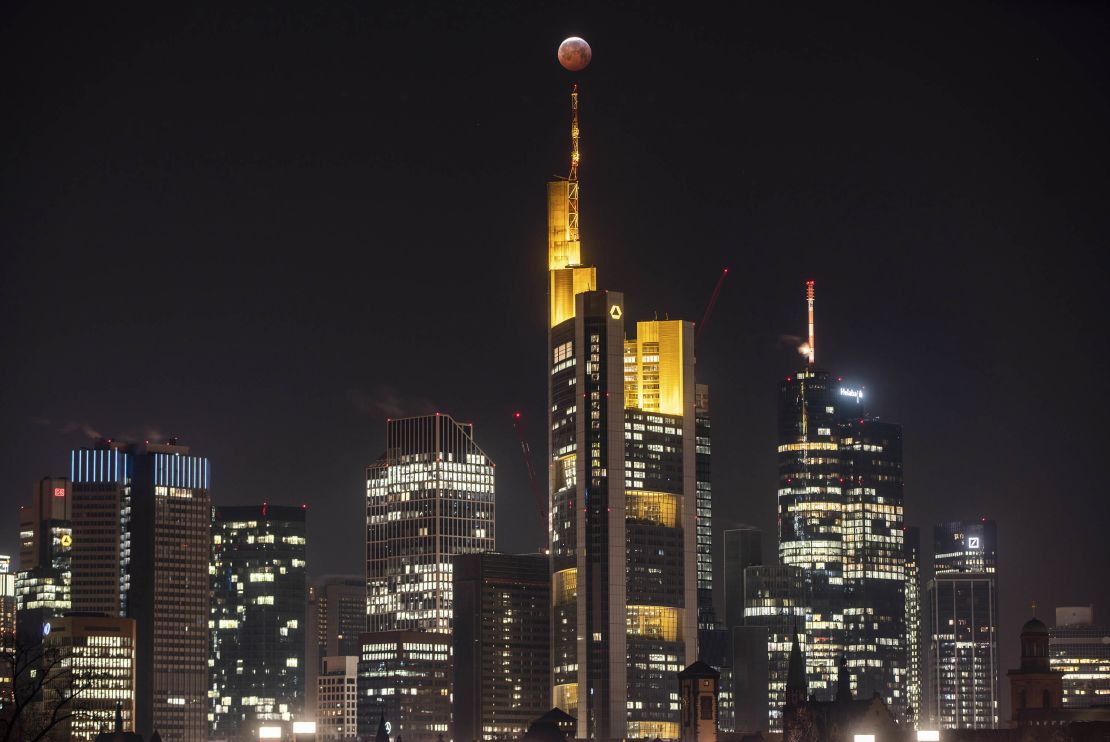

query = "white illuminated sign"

[968,537,980,549]
[259,727,282,740]
[292,721,316,734]
[42,622,51,637]
[839,387,863,400]
[918,732,941,741]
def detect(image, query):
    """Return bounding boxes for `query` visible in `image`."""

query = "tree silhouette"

[0,633,114,742]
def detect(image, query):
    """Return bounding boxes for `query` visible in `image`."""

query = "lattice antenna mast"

[806,280,816,366]
[568,83,581,243]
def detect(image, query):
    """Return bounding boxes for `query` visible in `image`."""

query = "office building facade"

[15,478,73,645]
[775,284,907,716]
[904,526,922,726]
[695,384,714,628]
[70,439,211,740]
[0,563,13,707]
[925,519,1000,729]
[840,418,907,716]
[306,576,365,717]
[1050,606,1110,709]
[777,362,845,700]
[742,564,808,733]
[366,413,495,634]
[453,552,550,742]
[317,655,359,741]
[42,614,136,742]
[356,631,452,742]
[210,504,307,739]
[547,85,698,740]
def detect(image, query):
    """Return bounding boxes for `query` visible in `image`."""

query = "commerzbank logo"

[609,304,622,320]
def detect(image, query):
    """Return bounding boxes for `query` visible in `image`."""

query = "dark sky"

[3,1,1109,711]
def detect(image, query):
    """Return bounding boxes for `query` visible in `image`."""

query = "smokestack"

[806,280,815,366]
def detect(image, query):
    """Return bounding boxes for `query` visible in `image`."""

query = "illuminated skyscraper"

[547,85,698,740]
[777,360,844,699]
[364,414,494,740]
[306,576,365,718]
[356,631,452,742]
[365,413,495,633]
[15,478,72,646]
[840,418,906,716]
[42,614,136,741]
[904,526,923,725]
[1050,606,1110,709]
[742,564,807,732]
[924,519,1000,729]
[776,283,906,715]
[210,504,307,738]
[695,384,714,627]
[70,439,211,741]
[0,561,13,708]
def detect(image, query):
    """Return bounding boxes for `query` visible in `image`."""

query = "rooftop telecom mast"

[568,83,581,243]
[806,280,816,366]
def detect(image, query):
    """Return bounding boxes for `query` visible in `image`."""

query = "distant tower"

[925,519,1000,729]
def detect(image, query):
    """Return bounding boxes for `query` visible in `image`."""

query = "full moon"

[558,37,591,72]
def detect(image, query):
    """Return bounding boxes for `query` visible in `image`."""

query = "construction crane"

[695,267,729,346]
[512,412,548,540]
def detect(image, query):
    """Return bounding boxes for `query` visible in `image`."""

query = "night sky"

[3,1,1109,713]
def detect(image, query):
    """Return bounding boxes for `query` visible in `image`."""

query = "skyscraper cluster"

[2,441,310,742]
[4,79,1105,742]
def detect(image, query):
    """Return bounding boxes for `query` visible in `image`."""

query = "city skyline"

[3,2,1110,728]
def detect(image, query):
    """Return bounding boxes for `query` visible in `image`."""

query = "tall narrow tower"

[547,85,699,741]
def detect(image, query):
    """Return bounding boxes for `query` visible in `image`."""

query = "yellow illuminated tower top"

[548,84,596,326]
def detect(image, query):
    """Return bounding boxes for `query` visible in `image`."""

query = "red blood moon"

[558,37,591,72]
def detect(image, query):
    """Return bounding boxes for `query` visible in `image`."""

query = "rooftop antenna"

[568,84,581,243]
[806,280,816,366]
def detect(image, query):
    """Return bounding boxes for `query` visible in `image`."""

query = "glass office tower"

[925,519,999,729]
[777,366,844,699]
[71,439,211,741]
[15,478,72,648]
[742,564,808,732]
[210,504,307,738]
[366,413,495,633]
[904,526,923,726]
[840,418,906,717]
[547,86,699,741]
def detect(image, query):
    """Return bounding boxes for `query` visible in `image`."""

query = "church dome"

[1022,616,1049,635]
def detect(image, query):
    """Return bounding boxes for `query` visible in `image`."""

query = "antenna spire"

[806,280,816,366]
[568,83,580,242]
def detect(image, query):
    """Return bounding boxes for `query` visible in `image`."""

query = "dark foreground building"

[453,552,550,742]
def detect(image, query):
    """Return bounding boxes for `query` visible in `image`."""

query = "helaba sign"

[839,387,863,400]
